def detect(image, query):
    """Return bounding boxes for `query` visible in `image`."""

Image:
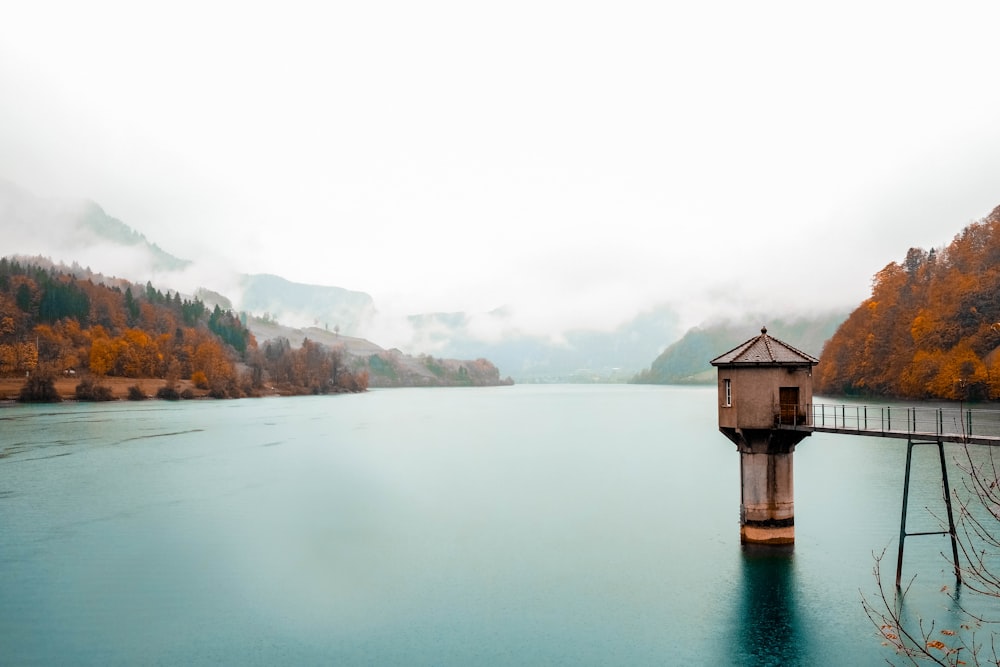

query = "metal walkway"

[776,402,1000,445]
[775,402,990,587]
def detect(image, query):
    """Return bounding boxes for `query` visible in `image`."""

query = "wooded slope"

[0,257,368,398]
[0,257,508,399]
[817,205,1000,400]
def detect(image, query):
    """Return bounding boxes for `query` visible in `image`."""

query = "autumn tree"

[818,205,1000,400]
[191,336,236,396]
[88,326,118,377]
[117,328,162,377]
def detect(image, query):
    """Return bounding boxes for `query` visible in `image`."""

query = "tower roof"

[710,326,819,367]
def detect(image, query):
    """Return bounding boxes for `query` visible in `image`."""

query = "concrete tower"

[710,327,819,545]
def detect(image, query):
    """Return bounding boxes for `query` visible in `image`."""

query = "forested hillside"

[631,313,846,385]
[817,205,1000,400]
[0,257,368,399]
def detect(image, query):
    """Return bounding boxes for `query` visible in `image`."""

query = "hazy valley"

[2,180,848,384]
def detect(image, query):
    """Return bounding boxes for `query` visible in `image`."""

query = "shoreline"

[0,375,377,403]
[0,376,208,402]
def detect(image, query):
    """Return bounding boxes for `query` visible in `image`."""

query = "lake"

[0,385,987,665]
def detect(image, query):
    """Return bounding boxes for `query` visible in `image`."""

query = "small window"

[723,379,732,407]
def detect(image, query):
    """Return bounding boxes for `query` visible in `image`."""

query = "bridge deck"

[775,403,1000,446]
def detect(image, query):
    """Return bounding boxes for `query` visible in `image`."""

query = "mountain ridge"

[631,312,848,385]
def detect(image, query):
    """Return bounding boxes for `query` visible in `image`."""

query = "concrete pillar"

[740,449,795,545]
[721,428,804,545]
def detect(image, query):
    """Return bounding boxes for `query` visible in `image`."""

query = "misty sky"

[2,1,1000,337]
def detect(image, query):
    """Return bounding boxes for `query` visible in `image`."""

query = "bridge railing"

[777,402,1000,441]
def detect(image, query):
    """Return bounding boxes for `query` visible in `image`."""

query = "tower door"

[779,387,799,424]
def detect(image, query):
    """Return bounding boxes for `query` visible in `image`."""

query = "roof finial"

[761,325,768,335]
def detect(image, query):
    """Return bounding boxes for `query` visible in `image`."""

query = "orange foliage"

[818,205,1000,399]
[89,334,119,377]
[192,339,231,384]
[0,341,38,374]
[117,328,161,377]
[191,370,209,389]
[0,259,365,398]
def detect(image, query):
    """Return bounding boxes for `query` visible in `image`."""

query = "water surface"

[0,385,985,664]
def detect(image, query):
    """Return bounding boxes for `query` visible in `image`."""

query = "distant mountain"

[237,273,375,337]
[0,181,379,336]
[631,311,848,385]
[0,180,190,273]
[407,306,681,382]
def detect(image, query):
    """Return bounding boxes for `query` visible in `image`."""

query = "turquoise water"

[0,385,985,665]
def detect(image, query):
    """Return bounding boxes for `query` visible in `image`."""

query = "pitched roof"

[710,326,819,367]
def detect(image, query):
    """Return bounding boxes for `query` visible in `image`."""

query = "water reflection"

[730,545,809,666]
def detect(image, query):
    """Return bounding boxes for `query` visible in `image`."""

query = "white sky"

[2,1,999,337]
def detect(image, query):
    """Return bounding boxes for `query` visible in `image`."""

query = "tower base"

[740,519,795,545]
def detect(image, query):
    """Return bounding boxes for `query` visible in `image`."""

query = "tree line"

[0,257,367,400]
[817,205,1000,400]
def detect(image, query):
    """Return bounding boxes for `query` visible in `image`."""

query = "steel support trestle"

[895,437,962,588]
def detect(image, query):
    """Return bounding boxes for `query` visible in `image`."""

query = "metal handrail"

[774,402,1000,442]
